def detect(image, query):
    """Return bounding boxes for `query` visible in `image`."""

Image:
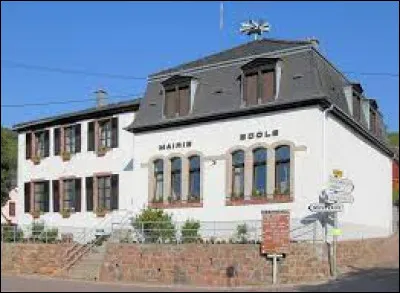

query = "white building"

[1,187,18,225]
[12,38,396,240]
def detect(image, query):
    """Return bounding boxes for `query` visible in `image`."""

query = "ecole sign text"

[240,129,279,141]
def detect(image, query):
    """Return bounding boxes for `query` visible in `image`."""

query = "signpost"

[309,171,355,279]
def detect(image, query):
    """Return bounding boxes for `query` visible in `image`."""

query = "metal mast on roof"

[240,19,270,40]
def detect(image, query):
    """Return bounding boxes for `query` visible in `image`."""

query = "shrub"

[1,225,24,242]
[39,228,59,243]
[181,219,201,243]
[236,223,248,244]
[31,221,45,241]
[132,207,176,243]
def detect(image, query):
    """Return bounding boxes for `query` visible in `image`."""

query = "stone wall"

[1,243,72,275]
[99,242,330,286]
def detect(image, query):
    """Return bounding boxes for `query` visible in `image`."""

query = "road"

[1,267,399,292]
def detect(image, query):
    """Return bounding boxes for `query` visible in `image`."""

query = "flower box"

[95,207,107,217]
[60,208,71,218]
[31,210,41,219]
[97,146,109,157]
[32,155,41,165]
[62,151,71,162]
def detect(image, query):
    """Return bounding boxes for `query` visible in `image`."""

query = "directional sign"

[327,177,354,194]
[323,189,354,203]
[308,203,344,213]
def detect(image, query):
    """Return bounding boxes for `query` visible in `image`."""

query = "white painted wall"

[325,114,393,239]
[16,111,136,230]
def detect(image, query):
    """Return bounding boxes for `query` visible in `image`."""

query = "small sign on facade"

[308,203,344,213]
[324,191,354,204]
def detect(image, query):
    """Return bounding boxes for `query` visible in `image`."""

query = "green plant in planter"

[97,145,109,156]
[31,210,41,219]
[32,155,41,164]
[252,189,264,198]
[61,151,71,161]
[60,208,71,218]
[181,219,201,243]
[230,192,244,200]
[95,206,107,217]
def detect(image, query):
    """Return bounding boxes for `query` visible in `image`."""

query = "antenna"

[240,19,270,40]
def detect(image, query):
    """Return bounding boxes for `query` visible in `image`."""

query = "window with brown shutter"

[53,180,60,212]
[164,88,177,118]
[261,70,275,103]
[26,133,32,159]
[111,174,119,210]
[244,73,258,106]
[88,121,95,151]
[178,86,190,116]
[9,202,16,217]
[54,128,61,156]
[75,124,81,153]
[24,182,31,213]
[86,177,94,211]
[111,118,118,148]
[74,178,81,212]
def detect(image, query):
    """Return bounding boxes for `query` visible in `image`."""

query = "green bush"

[132,207,176,243]
[393,189,399,205]
[1,225,24,242]
[39,228,59,243]
[31,221,45,240]
[181,219,201,243]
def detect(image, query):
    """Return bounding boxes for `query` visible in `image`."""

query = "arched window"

[153,159,164,202]
[275,145,290,194]
[188,156,201,202]
[170,157,182,201]
[252,148,267,196]
[232,150,245,199]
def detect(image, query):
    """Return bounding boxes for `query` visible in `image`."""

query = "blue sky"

[1,1,399,131]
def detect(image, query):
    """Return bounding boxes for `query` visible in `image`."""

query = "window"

[9,202,15,217]
[170,157,182,201]
[153,159,164,202]
[189,156,201,201]
[35,131,46,157]
[252,148,267,196]
[163,82,191,118]
[231,150,245,198]
[99,120,112,148]
[33,182,49,212]
[98,176,112,210]
[63,179,75,211]
[353,94,361,122]
[64,126,76,154]
[275,146,290,194]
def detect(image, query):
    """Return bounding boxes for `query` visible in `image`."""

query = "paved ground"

[1,267,399,292]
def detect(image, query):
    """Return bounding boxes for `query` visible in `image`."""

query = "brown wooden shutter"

[86,177,93,211]
[74,178,81,212]
[178,86,190,116]
[164,88,177,118]
[26,133,32,159]
[75,124,81,153]
[44,130,50,157]
[44,180,50,212]
[111,117,118,148]
[54,128,61,156]
[111,174,119,210]
[24,182,31,213]
[245,73,258,106]
[9,202,16,217]
[88,122,95,151]
[261,71,275,103]
[52,180,60,212]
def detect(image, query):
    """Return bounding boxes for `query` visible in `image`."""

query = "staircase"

[55,210,134,280]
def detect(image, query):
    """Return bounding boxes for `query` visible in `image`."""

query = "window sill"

[226,195,293,206]
[149,201,203,209]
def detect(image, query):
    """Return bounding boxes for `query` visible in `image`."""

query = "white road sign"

[325,192,354,203]
[327,177,354,194]
[308,203,344,213]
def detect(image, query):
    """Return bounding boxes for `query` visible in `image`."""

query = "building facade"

[12,38,395,240]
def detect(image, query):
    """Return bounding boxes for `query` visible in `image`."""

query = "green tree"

[1,126,17,207]
[181,219,201,243]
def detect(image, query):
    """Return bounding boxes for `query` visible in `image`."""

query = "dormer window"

[241,58,278,106]
[352,93,361,122]
[162,75,192,118]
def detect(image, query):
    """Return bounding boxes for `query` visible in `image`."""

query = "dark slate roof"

[129,38,351,132]
[13,98,141,132]
[150,38,312,77]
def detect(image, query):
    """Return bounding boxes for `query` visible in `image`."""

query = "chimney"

[307,37,319,49]
[94,89,107,107]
